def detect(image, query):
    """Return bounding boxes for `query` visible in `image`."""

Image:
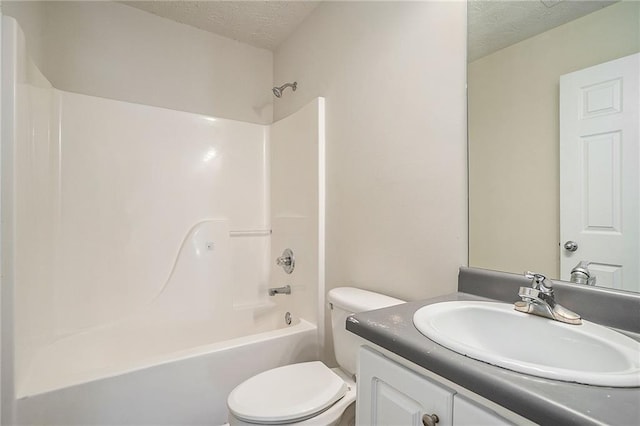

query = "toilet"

[227,287,404,426]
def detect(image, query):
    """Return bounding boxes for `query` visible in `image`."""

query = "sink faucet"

[514,271,582,325]
[570,261,596,286]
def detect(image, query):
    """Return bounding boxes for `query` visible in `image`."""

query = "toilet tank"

[328,287,404,377]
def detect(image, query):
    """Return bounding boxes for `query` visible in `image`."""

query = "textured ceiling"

[121,1,620,57]
[121,0,321,51]
[468,0,619,61]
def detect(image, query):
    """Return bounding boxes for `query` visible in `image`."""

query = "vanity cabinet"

[453,395,514,426]
[357,346,515,426]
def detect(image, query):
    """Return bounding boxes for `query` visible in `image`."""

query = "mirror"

[467,0,640,292]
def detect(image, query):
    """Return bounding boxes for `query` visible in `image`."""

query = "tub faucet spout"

[268,285,291,296]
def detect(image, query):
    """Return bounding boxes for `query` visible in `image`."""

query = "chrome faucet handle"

[276,248,295,274]
[524,271,547,284]
[524,271,553,293]
[276,256,292,266]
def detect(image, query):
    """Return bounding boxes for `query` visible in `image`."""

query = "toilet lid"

[227,361,348,424]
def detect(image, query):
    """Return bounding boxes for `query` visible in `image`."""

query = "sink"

[413,301,640,387]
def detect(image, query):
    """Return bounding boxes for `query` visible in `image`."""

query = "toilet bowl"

[227,287,404,425]
[228,362,356,426]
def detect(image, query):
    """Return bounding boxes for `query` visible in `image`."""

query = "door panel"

[560,53,639,291]
[357,346,454,426]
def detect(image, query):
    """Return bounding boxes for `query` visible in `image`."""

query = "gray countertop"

[347,292,640,426]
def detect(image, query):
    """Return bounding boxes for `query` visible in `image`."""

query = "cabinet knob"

[422,413,439,426]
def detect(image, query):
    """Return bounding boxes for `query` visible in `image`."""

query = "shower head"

[272,82,297,98]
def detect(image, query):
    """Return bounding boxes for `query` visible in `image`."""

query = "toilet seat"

[227,361,348,425]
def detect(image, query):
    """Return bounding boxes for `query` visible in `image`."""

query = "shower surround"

[3,17,325,424]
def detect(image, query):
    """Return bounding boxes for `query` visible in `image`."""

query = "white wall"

[0,0,45,71]
[3,0,470,315]
[13,84,270,397]
[468,1,640,278]
[2,1,273,124]
[270,98,325,345]
[13,59,56,403]
[1,16,42,424]
[0,12,3,424]
[274,1,468,360]
[0,12,10,426]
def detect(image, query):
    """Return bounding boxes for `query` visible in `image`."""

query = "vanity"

[347,267,640,425]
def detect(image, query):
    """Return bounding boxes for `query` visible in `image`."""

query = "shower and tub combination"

[3,17,325,425]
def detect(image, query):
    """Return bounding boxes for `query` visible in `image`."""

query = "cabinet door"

[357,346,454,426]
[453,395,515,426]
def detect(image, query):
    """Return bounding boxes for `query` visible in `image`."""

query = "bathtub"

[15,314,318,426]
[14,218,319,425]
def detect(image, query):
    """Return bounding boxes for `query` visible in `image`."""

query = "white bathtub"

[15,315,318,426]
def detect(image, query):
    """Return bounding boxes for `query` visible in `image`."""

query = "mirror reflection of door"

[559,53,639,291]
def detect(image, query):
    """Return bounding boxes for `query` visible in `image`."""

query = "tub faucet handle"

[276,248,295,274]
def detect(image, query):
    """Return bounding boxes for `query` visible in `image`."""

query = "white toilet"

[227,287,404,426]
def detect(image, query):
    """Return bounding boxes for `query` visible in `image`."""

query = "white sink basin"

[413,301,640,387]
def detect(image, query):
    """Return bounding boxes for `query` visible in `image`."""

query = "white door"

[559,53,639,291]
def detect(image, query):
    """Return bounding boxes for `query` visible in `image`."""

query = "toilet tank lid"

[328,287,405,312]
